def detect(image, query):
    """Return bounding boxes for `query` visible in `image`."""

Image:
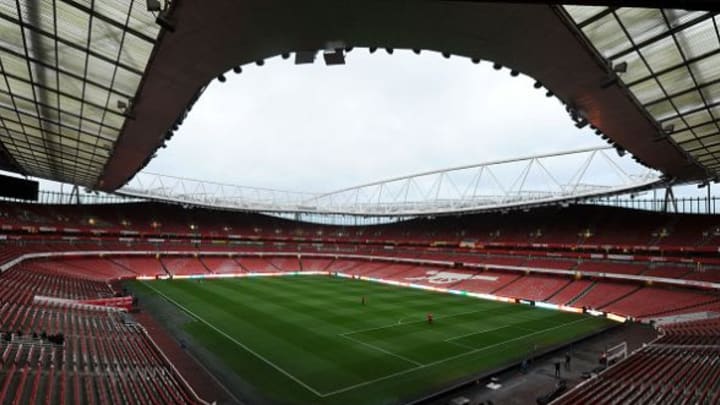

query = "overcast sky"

[145,50,626,194]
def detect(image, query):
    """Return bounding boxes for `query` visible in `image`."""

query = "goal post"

[606,341,627,364]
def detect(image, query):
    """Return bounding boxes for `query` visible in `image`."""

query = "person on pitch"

[361,296,366,305]
[427,312,433,324]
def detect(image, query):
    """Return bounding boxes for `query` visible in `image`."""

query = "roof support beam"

[444,1,720,11]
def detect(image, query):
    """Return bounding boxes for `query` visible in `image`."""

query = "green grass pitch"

[137,275,613,405]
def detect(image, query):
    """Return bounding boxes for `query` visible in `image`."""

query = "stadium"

[0,1,719,405]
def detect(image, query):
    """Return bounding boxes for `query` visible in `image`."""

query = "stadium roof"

[564,5,720,182]
[118,146,661,216]
[1,1,719,191]
[0,1,160,187]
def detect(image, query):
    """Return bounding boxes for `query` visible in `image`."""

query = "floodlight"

[385,48,394,54]
[493,63,502,70]
[442,52,450,59]
[146,0,161,12]
[155,13,175,32]
[533,81,542,89]
[323,49,345,65]
[510,70,519,77]
[232,66,242,74]
[217,74,226,83]
[471,58,480,64]
[613,61,628,73]
[295,51,316,65]
[256,59,265,66]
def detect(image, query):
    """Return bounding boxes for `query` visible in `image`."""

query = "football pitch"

[137,275,613,405]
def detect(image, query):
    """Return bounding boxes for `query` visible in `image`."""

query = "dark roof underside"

[1,1,719,190]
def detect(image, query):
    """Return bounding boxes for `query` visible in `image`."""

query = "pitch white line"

[444,325,511,342]
[145,281,598,399]
[343,307,498,336]
[444,340,475,350]
[339,334,423,366]
[142,282,326,397]
[322,317,596,397]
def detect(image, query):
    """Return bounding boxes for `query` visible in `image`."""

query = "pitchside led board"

[0,173,39,201]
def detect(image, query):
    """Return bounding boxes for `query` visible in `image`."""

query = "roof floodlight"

[217,74,226,82]
[613,61,628,73]
[281,53,290,59]
[155,13,175,32]
[533,81,542,89]
[369,47,377,53]
[412,49,421,55]
[116,100,128,111]
[492,63,502,70]
[146,0,161,12]
[615,147,626,157]
[385,48,394,54]
[663,124,675,133]
[295,51,316,64]
[545,91,554,98]
[442,52,451,58]
[471,57,480,64]
[232,66,242,74]
[256,59,265,66]
[323,49,345,65]
[510,70,519,77]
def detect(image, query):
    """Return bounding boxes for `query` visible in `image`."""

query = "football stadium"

[1,1,720,404]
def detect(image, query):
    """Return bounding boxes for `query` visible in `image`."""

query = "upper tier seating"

[2,202,718,249]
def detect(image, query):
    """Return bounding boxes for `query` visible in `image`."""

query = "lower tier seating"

[555,316,720,405]
[0,263,205,404]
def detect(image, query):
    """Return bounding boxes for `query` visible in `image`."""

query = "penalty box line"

[322,316,596,397]
[443,324,512,349]
[341,307,502,337]
[142,282,328,398]
[339,333,423,367]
